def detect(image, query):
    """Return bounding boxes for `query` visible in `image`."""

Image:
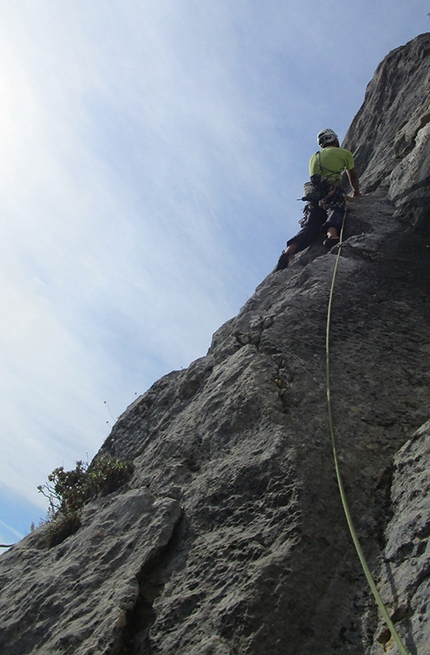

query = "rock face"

[343,32,430,236]
[0,33,429,655]
[373,420,430,654]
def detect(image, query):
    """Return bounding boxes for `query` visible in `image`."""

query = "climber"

[276,128,360,270]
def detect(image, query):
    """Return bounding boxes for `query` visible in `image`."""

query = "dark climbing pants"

[287,202,345,254]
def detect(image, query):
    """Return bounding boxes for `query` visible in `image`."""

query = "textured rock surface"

[372,420,430,655]
[343,32,430,235]
[0,489,181,654]
[0,33,429,655]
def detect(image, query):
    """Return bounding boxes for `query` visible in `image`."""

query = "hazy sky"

[0,1,428,546]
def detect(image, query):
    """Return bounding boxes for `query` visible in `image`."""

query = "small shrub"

[48,512,82,547]
[37,457,133,545]
[30,517,49,532]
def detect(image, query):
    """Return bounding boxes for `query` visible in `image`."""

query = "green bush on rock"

[37,457,134,546]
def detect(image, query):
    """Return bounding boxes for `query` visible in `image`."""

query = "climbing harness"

[325,207,411,655]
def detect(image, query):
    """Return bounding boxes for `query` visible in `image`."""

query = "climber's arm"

[347,167,360,196]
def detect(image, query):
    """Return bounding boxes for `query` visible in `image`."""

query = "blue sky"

[0,1,428,547]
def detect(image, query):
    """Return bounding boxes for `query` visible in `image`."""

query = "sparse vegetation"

[37,457,133,546]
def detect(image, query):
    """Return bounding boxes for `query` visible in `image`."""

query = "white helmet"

[317,128,338,147]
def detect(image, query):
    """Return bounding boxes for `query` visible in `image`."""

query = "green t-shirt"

[309,147,355,182]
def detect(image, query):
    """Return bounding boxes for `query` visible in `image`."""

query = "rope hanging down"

[325,207,411,655]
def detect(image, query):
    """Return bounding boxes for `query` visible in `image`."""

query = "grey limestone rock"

[343,32,430,235]
[1,33,430,655]
[0,489,181,655]
[371,419,430,655]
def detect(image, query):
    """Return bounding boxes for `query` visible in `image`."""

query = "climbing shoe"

[323,237,340,249]
[275,251,290,270]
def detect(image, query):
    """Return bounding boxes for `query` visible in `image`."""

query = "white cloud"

[0,518,23,544]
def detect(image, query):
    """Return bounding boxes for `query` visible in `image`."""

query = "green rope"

[325,209,411,655]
